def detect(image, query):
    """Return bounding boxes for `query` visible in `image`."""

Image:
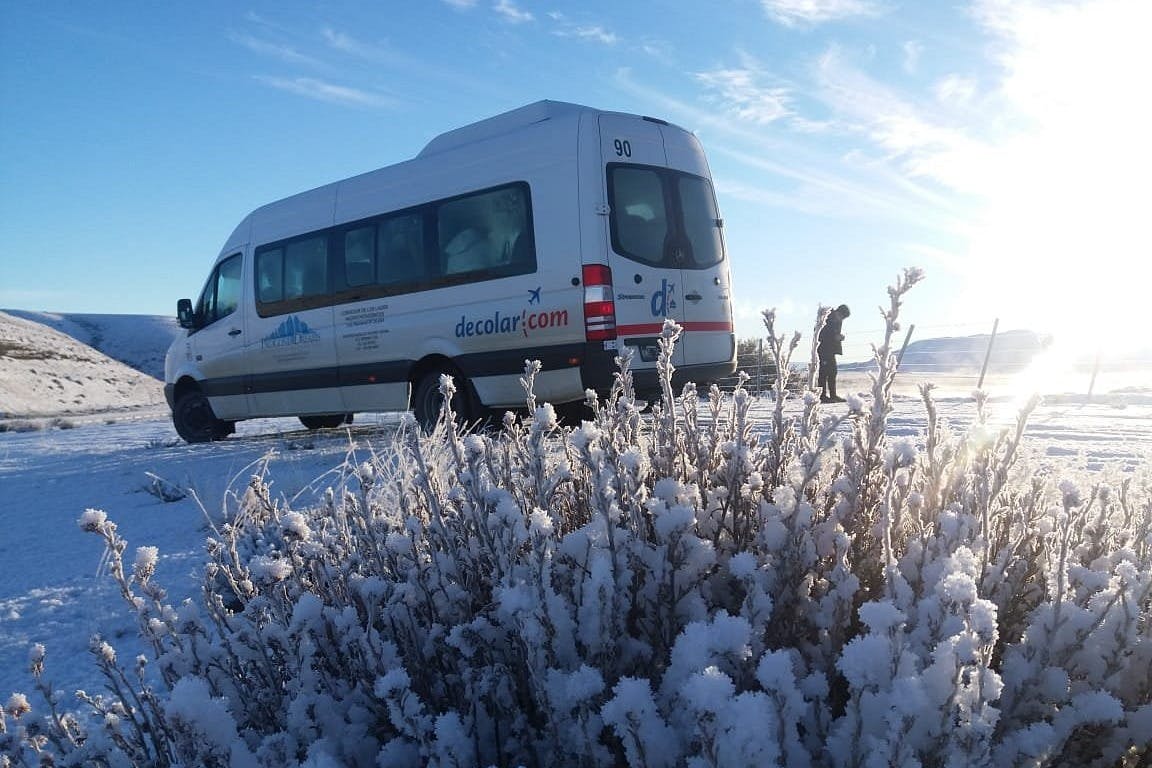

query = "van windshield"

[608,164,724,269]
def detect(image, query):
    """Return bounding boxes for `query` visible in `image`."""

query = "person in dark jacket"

[817,304,850,403]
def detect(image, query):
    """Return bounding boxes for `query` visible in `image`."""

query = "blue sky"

[2,0,1148,356]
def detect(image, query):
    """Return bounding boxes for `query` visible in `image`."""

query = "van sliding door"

[246,233,344,417]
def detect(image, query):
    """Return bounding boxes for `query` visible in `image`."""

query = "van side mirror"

[177,298,197,329]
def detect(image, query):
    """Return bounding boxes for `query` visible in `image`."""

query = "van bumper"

[459,341,735,405]
[579,342,737,399]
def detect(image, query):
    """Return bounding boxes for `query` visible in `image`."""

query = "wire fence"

[717,319,1152,402]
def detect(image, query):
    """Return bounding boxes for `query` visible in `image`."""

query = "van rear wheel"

[173,390,232,443]
[299,414,353,430]
[413,367,473,433]
[555,400,591,426]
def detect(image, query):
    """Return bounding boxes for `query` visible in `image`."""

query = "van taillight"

[582,264,616,342]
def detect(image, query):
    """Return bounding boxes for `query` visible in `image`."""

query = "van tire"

[413,367,473,433]
[173,390,232,443]
[299,414,353,430]
[555,400,591,426]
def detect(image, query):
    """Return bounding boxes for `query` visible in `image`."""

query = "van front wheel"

[173,390,232,443]
[413,367,472,433]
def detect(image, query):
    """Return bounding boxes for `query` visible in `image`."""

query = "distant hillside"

[0,311,166,418]
[3,310,182,379]
[842,329,1048,374]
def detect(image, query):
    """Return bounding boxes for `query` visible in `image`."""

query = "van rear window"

[608,164,724,269]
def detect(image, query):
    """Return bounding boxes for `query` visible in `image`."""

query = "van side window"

[285,236,328,299]
[257,248,284,303]
[344,226,375,287]
[254,182,535,316]
[256,235,329,315]
[378,213,425,286]
[438,185,534,277]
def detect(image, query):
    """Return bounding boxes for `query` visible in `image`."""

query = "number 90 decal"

[613,138,632,158]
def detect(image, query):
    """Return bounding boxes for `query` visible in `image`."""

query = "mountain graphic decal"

[261,315,320,349]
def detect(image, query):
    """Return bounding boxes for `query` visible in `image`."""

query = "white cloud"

[902,40,923,74]
[442,0,478,8]
[760,0,882,27]
[229,31,323,68]
[569,25,618,44]
[321,28,380,58]
[547,12,618,44]
[254,76,394,108]
[695,58,792,125]
[933,75,976,107]
[243,12,292,34]
[812,45,994,192]
[493,0,533,24]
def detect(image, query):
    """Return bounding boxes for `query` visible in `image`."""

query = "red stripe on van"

[683,321,734,332]
[617,321,733,336]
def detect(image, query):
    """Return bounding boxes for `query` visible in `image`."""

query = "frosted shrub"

[6,268,1151,767]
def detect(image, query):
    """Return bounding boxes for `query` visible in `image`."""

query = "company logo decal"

[651,279,677,316]
[528,286,541,305]
[455,305,570,339]
[262,315,320,349]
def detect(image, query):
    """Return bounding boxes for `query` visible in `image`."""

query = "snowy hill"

[841,329,1048,373]
[893,329,1047,373]
[3,309,182,380]
[0,311,166,418]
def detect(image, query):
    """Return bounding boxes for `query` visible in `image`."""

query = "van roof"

[220,100,690,257]
[416,100,590,158]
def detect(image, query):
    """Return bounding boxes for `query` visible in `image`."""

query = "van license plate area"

[624,337,662,363]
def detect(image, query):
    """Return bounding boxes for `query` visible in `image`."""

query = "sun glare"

[955,0,1152,378]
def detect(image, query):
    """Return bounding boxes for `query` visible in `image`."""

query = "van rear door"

[598,114,685,372]
[662,163,734,376]
[599,115,733,383]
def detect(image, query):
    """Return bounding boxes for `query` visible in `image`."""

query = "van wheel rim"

[191,401,215,433]
[178,394,219,440]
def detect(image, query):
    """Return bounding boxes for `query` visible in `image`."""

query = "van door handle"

[228,328,242,336]
[685,292,703,302]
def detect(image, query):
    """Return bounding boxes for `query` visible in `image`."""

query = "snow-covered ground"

[0,409,411,699]
[2,311,1151,704]
[3,389,1151,701]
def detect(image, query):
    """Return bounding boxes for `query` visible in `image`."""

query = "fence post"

[895,324,915,371]
[1086,351,1101,402]
[977,318,1000,390]
[758,337,765,393]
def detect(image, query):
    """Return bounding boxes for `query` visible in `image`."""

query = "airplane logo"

[528,286,541,305]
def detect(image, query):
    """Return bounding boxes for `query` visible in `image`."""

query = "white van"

[164,100,736,442]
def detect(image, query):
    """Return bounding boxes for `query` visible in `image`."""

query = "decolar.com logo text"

[455,308,569,338]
